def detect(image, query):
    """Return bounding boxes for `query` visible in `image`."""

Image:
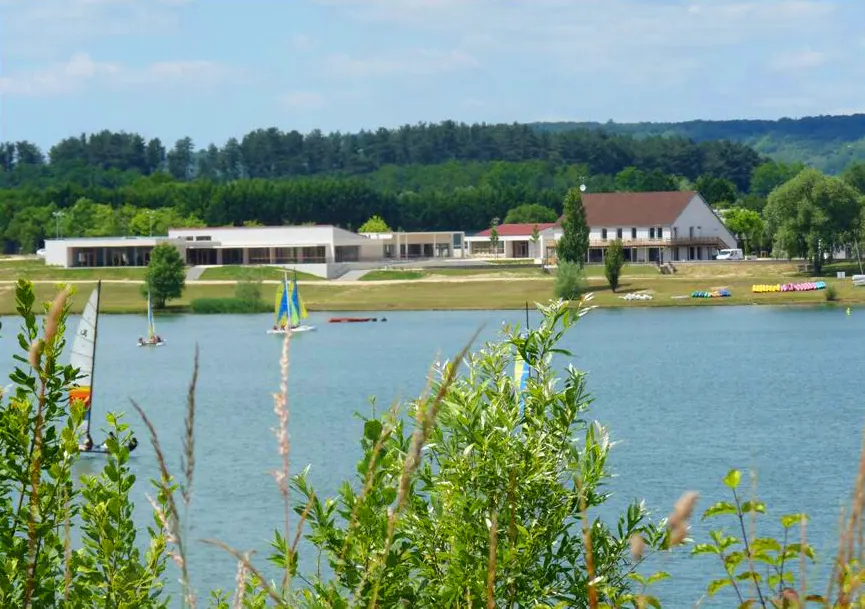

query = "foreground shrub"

[555,260,587,300]
[825,284,838,301]
[284,299,669,606]
[0,280,169,608]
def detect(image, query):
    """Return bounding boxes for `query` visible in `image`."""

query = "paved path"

[334,269,371,281]
[185,265,206,281]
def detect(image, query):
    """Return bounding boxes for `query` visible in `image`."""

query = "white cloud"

[282,91,326,109]
[768,49,827,72]
[0,0,187,56]
[326,49,480,78]
[313,0,837,80]
[290,34,314,52]
[0,53,228,97]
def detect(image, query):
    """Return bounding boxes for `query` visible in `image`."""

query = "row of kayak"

[752,281,827,293]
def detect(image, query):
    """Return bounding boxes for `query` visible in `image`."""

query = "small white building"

[358,231,466,259]
[464,191,737,263]
[464,223,556,259]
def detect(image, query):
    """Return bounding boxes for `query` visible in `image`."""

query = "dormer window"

[601,229,608,240]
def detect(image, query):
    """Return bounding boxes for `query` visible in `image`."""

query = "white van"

[715,248,744,261]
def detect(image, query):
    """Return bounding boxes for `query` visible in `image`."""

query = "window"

[631,228,637,239]
[649,227,655,239]
[616,228,623,239]
[194,236,211,241]
[657,227,663,238]
[601,228,608,240]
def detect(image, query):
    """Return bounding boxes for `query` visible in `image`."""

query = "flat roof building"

[43,224,467,278]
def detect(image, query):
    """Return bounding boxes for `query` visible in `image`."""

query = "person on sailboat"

[79,433,93,452]
[138,337,144,346]
[155,335,162,343]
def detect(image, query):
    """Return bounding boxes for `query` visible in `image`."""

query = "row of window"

[600,227,665,240]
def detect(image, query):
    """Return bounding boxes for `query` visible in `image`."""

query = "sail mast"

[147,289,155,340]
[86,281,102,435]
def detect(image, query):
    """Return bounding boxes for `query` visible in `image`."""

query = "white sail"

[70,286,99,387]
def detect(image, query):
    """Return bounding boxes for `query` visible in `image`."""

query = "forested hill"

[0,120,800,253]
[0,121,762,189]
[530,113,865,175]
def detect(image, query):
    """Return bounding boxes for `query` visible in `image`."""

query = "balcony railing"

[587,236,727,247]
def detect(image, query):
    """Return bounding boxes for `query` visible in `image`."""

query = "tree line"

[1,121,762,187]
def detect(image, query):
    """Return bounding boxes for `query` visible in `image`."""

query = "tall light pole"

[147,210,154,236]
[52,210,65,239]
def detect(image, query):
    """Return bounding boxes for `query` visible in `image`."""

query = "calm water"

[1,306,863,606]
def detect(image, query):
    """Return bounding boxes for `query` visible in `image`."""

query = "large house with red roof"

[464,190,737,263]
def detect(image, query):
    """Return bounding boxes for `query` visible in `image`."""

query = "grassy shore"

[1,259,863,314]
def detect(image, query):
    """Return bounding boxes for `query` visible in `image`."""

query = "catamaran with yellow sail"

[137,289,165,347]
[267,271,315,334]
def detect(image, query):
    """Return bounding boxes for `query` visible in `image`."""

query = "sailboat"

[137,290,165,347]
[266,271,315,334]
[69,281,138,455]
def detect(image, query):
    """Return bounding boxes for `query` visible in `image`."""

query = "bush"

[554,260,587,300]
[234,276,263,305]
[189,297,270,314]
[604,239,625,292]
[825,284,838,301]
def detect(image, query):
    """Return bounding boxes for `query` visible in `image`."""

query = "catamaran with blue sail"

[267,271,315,334]
[137,290,165,347]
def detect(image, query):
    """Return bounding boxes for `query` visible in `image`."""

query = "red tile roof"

[559,191,698,227]
[474,222,557,237]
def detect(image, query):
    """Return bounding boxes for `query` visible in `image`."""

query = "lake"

[1,305,863,607]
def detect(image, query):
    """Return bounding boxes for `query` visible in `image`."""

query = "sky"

[1,0,865,151]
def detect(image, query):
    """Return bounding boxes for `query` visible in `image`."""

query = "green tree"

[842,161,865,195]
[604,239,625,292]
[489,217,500,258]
[750,160,805,198]
[764,168,863,272]
[503,203,557,224]
[143,243,186,308]
[358,214,391,232]
[530,223,541,258]
[695,175,738,206]
[723,208,765,255]
[557,187,589,266]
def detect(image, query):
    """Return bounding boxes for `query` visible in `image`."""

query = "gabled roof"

[474,222,557,237]
[558,191,698,227]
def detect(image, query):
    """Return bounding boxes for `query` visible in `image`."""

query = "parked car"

[715,248,744,261]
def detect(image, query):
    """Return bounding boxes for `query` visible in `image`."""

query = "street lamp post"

[52,211,65,239]
[147,210,154,236]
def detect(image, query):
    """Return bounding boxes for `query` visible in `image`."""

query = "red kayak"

[328,317,385,323]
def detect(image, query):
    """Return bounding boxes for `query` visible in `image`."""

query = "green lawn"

[3,272,864,315]
[0,259,146,280]
[197,266,323,281]
[360,270,427,281]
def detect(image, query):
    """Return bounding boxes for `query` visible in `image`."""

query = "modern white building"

[42,225,467,278]
[464,191,737,263]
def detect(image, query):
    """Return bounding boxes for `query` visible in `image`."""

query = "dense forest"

[0,119,829,253]
[531,113,865,175]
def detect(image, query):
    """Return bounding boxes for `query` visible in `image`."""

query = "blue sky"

[1,0,864,151]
